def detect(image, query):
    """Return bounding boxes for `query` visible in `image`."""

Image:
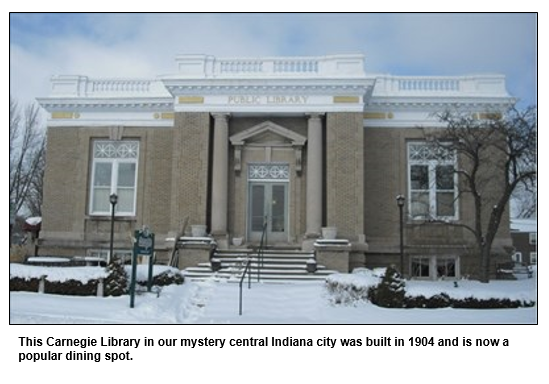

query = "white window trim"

[89,140,139,216]
[530,252,537,265]
[529,232,537,245]
[408,142,459,221]
[87,249,132,264]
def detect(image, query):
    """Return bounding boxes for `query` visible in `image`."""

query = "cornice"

[367,95,516,110]
[37,97,173,112]
[162,78,376,96]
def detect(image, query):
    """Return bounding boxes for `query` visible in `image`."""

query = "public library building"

[37,54,514,279]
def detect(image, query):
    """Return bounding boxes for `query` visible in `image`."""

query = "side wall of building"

[363,126,512,279]
[40,124,180,263]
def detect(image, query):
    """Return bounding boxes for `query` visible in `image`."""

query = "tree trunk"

[480,245,491,283]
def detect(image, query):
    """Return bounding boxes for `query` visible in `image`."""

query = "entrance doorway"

[248,182,288,243]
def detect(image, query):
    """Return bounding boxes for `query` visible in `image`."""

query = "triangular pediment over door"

[229,121,307,174]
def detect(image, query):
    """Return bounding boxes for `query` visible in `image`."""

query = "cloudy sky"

[10,13,537,106]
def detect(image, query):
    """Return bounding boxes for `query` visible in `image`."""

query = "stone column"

[305,113,324,237]
[211,113,230,236]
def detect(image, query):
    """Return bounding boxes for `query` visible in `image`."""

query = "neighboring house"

[36,54,514,279]
[510,219,537,266]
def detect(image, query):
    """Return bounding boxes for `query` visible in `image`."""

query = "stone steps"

[197,262,329,270]
[183,248,337,283]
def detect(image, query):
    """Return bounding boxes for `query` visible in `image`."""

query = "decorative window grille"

[90,140,139,216]
[248,163,290,182]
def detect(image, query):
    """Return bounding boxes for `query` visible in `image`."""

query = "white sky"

[9,13,537,107]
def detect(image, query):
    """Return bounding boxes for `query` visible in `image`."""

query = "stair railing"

[239,220,267,316]
[238,257,252,316]
[257,220,268,282]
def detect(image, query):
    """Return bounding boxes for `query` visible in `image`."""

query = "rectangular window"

[408,143,457,220]
[411,256,459,279]
[90,141,139,216]
[530,252,537,265]
[436,257,456,278]
[411,256,431,278]
[529,233,537,245]
[88,249,132,264]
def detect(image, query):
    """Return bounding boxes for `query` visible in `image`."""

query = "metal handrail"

[238,257,252,316]
[239,221,268,316]
[257,221,268,282]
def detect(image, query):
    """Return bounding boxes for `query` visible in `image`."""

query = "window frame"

[89,140,139,216]
[529,232,537,245]
[410,255,460,280]
[407,142,459,221]
[87,249,132,264]
[530,252,537,265]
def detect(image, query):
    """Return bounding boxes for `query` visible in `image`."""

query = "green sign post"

[130,226,155,308]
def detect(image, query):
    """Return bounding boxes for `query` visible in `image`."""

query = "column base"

[314,240,352,273]
[211,233,229,250]
[302,239,316,252]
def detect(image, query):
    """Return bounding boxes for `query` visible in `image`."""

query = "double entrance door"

[248,182,288,243]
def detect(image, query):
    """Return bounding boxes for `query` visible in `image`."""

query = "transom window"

[248,163,290,181]
[90,140,139,216]
[408,142,458,220]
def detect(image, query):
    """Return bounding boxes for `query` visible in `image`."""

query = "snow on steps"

[183,249,338,283]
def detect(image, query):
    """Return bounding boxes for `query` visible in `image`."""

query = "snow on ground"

[10,269,537,324]
[9,263,180,284]
[329,267,537,303]
[10,263,109,284]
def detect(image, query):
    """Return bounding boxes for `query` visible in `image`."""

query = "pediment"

[230,121,307,147]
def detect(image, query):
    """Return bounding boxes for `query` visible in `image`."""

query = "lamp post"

[109,193,118,263]
[396,195,405,277]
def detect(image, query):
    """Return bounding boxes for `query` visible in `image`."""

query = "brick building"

[510,219,537,266]
[37,54,514,279]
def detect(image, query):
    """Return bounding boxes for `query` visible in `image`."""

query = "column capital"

[212,112,231,121]
[306,112,325,120]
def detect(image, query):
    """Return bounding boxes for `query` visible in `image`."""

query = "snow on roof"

[510,219,537,233]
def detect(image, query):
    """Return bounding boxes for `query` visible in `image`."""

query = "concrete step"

[197,262,328,270]
[213,252,314,259]
[183,248,333,283]
[183,266,337,279]
[208,258,315,265]
[183,270,337,282]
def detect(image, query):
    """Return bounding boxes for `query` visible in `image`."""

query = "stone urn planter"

[232,237,243,247]
[191,225,207,237]
[306,259,317,273]
[321,227,337,240]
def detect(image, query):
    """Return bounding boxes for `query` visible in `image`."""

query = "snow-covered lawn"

[10,267,537,324]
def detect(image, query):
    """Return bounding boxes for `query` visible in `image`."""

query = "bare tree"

[9,95,46,217]
[424,106,536,282]
[512,181,537,219]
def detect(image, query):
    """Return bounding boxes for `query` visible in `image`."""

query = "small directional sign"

[130,226,155,308]
[136,229,154,256]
